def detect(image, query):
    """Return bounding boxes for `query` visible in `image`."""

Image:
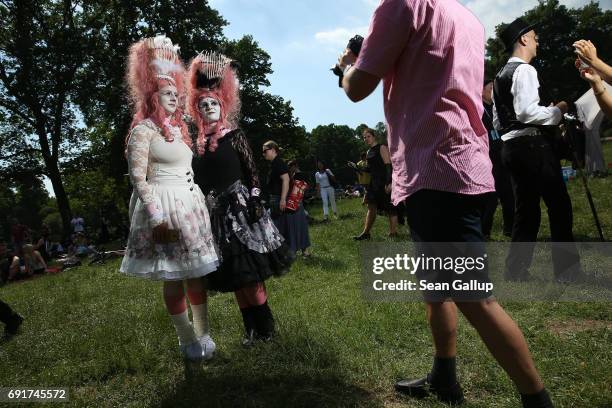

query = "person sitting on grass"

[22,244,47,275]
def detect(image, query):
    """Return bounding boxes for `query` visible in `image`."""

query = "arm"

[492,93,501,131]
[280,173,290,211]
[126,125,164,227]
[36,251,47,269]
[512,65,564,125]
[588,74,612,118]
[340,0,410,103]
[380,145,393,192]
[231,129,261,193]
[341,65,381,102]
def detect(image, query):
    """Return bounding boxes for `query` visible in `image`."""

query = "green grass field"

[1,144,611,407]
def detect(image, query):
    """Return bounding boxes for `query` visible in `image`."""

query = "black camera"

[331,35,364,86]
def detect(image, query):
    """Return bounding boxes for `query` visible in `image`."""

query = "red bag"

[286,179,308,212]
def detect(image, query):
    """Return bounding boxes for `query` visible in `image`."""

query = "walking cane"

[566,115,606,241]
[579,171,605,241]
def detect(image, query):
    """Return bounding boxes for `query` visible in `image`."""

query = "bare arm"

[380,144,391,164]
[579,64,612,118]
[36,251,47,269]
[592,79,612,118]
[341,64,381,102]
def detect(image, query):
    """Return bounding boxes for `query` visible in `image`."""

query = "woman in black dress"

[353,128,399,240]
[285,159,312,257]
[187,52,293,346]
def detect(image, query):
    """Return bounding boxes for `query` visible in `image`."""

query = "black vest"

[493,61,531,136]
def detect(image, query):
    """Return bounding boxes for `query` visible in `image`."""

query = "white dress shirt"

[493,57,562,141]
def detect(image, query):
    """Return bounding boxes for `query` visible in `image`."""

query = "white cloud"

[362,0,380,7]
[314,26,369,49]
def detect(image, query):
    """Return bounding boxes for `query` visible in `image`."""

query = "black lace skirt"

[205,181,293,292]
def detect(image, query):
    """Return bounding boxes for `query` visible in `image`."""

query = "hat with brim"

[500,18,538,52]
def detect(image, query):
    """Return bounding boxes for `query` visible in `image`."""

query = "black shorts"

[404,189,493,302]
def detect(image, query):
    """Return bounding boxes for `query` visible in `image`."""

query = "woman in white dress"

[119,36,219,361]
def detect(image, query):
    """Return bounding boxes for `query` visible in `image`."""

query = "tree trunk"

[46,160,72,239]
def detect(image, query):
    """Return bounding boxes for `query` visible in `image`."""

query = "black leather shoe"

[395,375,464,405]
[353,232,371,241]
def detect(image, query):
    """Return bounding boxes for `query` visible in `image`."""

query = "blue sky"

[208,0,610,131]
[42,0,610,196]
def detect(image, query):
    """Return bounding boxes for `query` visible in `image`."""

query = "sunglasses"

[262,147,271,154]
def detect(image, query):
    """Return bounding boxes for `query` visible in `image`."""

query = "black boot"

[240,307,256,347]
[252,302,275,342]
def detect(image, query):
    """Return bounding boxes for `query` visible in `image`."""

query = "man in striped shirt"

[338,1,553,407]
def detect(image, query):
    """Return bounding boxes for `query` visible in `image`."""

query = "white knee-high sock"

[169,310,196,345]
[190,302,210,338]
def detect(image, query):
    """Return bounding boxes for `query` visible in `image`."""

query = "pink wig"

[186,52,241,155]
[125,37,191,148]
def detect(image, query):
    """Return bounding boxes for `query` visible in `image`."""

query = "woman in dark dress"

[285,160,311,257]
[353,128,399,240]
[187,51,293,346]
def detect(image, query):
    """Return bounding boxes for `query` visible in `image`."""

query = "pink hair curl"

[186,53,241,155]
[125,39,191,148]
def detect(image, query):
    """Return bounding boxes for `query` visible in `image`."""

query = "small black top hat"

[500,18,538,51]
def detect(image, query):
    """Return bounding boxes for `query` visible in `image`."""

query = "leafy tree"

[310,124,363,186]
[1,0,306,237]
[0,0,90,236]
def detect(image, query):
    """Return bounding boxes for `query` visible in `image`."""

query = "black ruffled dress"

[192,129,293,292]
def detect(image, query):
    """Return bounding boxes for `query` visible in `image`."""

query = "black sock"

[240,307,256,334]
[521,389,554,408]
[429,356,457,387]
[253,302,275,336]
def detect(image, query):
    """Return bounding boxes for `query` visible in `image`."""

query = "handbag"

[286,179,309,212]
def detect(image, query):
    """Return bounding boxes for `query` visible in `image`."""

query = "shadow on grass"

[160,332,380,408]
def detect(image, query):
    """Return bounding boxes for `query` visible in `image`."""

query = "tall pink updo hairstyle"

[125,35,191,148]
[187,51,241,155]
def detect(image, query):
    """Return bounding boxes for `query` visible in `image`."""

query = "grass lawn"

[1,143,611,407]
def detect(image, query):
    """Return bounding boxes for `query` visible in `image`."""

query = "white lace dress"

[120,119,219,280]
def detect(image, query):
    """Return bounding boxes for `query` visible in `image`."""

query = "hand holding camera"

[331,35,364,87]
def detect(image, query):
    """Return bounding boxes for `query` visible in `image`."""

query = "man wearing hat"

[493,18,581,284]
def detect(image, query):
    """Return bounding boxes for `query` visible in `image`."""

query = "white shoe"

[198,335,216,360]
[179,340,205,361]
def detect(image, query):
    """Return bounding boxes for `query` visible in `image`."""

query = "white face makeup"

[158,84,179,115]
[198,97,221,123]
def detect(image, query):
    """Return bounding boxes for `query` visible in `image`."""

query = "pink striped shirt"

[355,0,494,205]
